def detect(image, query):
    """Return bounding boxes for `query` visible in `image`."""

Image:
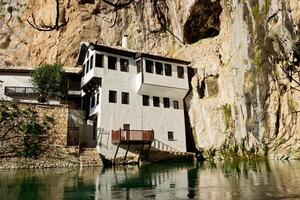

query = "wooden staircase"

[140,139,195,163]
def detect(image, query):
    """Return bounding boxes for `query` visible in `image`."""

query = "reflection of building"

[95,164,191,199]
[77,41,191,162]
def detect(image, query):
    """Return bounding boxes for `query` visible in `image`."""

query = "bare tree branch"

[153,0,184,44]
[27,0,69,32]
[279,65,300,86]
[110,9,119,28]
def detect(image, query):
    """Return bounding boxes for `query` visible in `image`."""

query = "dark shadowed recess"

[183,0,222,44]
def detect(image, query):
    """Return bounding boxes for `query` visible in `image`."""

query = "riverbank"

[0,157,80,170]
[0,148,103,170]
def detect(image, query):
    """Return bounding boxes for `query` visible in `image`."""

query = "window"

[96,93,100,105]
[122,92,129,104]
[153,96,160,107]
[120,58,129,72]
[155,62,163,75]
[168,131,174,141]
[136,60,142,73]
[90,55,94,70]
[91,95,95,107]
[95,54,103,68]
[163,97,170,108]
[85,61,89,74]
[123,124,130,130]
[177,66,184,78]
[143,95,149,106]
[173,100,179,109]
[145,60,153,73]
[165,64,172,76]
[93,117,97,140]
[109,90,117,103]
[108,56,117,70]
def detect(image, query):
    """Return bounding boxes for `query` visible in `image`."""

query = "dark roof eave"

[91,43,136,58]
[135,53,191,65]
[77,42,191,66]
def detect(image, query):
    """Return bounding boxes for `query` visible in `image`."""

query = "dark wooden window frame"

[108,56,117,70]
[122,92,129,104]
[109,90,117,103]
[168,131,174,141]
[91,95,95,107]
[155,62,163,75]
[173,100,179,109]
[90,54,94,70]
[145,60,154,73]
[177,66,184,79]
[164,63,172,76]
[143,95,150,106]
[95,53,103,68]
[120,58,129,72]
[153,96,160,107]
[163,97,170,108]
[136,60,142,73]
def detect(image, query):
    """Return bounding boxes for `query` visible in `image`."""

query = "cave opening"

[183,0,222,44]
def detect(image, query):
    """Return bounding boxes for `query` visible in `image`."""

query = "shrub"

[31,64,67,103]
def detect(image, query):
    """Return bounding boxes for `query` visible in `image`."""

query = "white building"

[77,42,191,162]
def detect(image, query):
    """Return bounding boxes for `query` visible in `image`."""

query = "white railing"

[151,139,180,152]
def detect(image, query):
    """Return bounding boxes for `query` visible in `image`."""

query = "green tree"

[31,64,67,103]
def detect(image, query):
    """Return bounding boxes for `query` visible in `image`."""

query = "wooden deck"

[111,129,154,165]
[111,129,154,144]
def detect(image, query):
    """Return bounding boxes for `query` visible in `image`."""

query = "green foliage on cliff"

[0,102,54,158]
[31,64,67,103]
[223,104,232,130]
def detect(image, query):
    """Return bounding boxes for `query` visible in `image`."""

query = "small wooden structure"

[111,129,154,164]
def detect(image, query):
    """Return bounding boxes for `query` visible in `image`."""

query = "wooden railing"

[97,128,110,148]
[111,129,154,144]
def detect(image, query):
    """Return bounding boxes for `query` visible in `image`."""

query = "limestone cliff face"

[0,0,191,67]
[180,0,300,160]
[1,0,300,159]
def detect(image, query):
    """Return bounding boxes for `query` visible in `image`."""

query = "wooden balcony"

[111,129,154,144]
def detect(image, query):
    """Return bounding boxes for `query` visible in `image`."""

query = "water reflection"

[1,160,300,200]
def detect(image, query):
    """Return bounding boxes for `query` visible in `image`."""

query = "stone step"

[79,148,102,166]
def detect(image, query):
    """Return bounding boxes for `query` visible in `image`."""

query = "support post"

[137,144,145,163]
[124,143,130,161]
[144,142,152,160]
[113,142,120,165]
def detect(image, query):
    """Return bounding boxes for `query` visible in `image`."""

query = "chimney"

[122,35,128,49]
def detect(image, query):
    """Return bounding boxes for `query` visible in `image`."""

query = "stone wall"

[16,102,69,147]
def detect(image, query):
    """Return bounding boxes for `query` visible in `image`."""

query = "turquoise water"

[1,160,300,200]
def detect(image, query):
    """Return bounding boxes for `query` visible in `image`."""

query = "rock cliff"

[1,0,300,159]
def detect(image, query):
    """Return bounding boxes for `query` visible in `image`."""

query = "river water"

[1,160,300,200]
